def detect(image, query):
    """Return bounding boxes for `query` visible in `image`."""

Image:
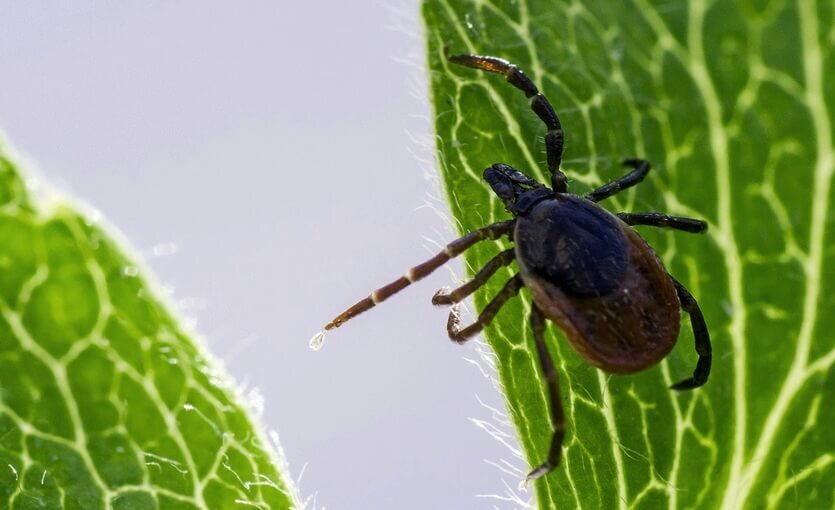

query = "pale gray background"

[0,2,526,508]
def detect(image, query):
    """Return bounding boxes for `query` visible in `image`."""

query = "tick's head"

[484,163,552,216]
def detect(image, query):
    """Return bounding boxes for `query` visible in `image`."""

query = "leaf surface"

[0,140,298,509]
[423,1,835,508]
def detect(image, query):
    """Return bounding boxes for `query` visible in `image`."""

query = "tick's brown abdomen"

[516,198,681,373]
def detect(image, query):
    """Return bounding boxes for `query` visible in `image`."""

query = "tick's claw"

[443,41,454,58]
[431,287,452,306]
[670,377,705,391]
[447,304,461,325]
[523,461,554,487]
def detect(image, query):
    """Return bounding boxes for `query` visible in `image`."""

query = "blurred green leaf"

[423,0,834,508]
[0,140,298,509]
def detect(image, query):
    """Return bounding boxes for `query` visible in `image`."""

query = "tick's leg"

[617,212,708,234]
[432,249,516,305]
[446,274,523,344]
[447,52,567,192]
[319,220,515,333]
[669,277,712,390]
[525,305,566,483]
[585,158,651,202]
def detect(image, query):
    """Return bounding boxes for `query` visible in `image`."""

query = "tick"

[312,52,712,483]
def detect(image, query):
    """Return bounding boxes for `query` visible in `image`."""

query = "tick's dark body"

[319,51,712,484]
[515,195,679,373]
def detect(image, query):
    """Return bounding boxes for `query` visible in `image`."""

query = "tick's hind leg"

[446,52,567,192]
[586,158,651,202]
[432,249,515,305]
[525,305,566,483]
[445,274,523,344]
[669,277,712,390]
[617,212,708,233]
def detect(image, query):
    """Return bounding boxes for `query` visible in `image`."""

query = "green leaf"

[0,139,299,509]
[423,0,835,508]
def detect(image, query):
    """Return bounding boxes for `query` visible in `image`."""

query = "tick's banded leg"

[432,249,516,305]
[525,305,566,483]
[445,273,523,344]
[447,52,567,192]
[586,158,651,202]
[617,212,708,234]
[669,277,712,390]
[320,220,515,332]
